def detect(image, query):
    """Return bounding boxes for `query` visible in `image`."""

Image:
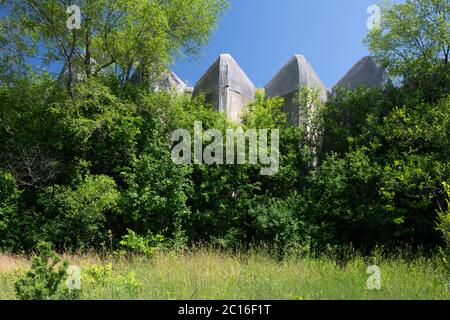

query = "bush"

[315,87,450,249]
[0,169,21,251]
[37,175,120,250]
[119,229,168,257]
[15,242,79,300]
[82,262,141,298]
[437,182,450,285]
[437,183,450,243]
[49,80,142,181]
[250,197,302,250]
[121,137,192,242]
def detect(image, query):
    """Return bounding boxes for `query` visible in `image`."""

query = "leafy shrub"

[315,88,450,249]
[37,175,120,250]
[82,263,141,298]
[49,80,142,180]
[15,242,79,300]
[438,183,450,244]
[0,169,21,251]
[119,229,168,257]
[437,182,450,286]
[121,138,192,242]
[250,197,302,250]
[83,263,113,286]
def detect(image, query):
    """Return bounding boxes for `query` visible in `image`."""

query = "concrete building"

[265,55,327,126]
[334,56,389,90]
[192,54,255,122]
[131,68,189,94]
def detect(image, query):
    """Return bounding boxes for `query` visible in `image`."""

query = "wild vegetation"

[0,0,449,300]
[0,247,449,300]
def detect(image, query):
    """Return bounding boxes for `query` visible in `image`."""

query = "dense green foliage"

[0,73,448,253]
[315,86,449,249]
[365,0,449,78]
[0,169,20,250]
[0,0,448,257]
[0,0,227,87]
[437,182,450,282]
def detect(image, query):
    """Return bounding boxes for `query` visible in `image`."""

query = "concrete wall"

[265,55,328,127]
[130,68,189,95]
[193,54,255,122]
[334,56,388,90]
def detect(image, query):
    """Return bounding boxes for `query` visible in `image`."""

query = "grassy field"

[0,249,448,300]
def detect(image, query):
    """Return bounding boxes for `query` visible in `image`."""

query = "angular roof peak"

[130,68,188,94]
[334,56,389,89]
[193,54,255,99]
[220,53,233,59]
[293,54,305,60]
[265,54,327,101]
[192,54,255,122]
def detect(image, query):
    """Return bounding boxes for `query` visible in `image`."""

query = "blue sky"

[172,0,385,89]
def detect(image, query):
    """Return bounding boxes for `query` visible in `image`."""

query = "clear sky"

[172,0,385,89]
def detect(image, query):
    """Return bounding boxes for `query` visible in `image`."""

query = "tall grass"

[0,248,448,300]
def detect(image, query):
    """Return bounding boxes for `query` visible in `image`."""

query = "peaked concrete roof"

[265,55,327,101]
[193,54,255,99]
[130,68,188,93]
[155,71,188,93]
[334,56,388,89]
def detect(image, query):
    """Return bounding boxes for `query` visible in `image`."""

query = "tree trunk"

[67,61,75,99]
[85,24,91,77]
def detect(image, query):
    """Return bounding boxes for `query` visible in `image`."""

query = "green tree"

[0,76,66,189]
[320,86,388,156]
[315,82,449,248]
[0,0,227,90]
[121,138,192,243]
[365,0,449,78]
[49,80,141,181]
